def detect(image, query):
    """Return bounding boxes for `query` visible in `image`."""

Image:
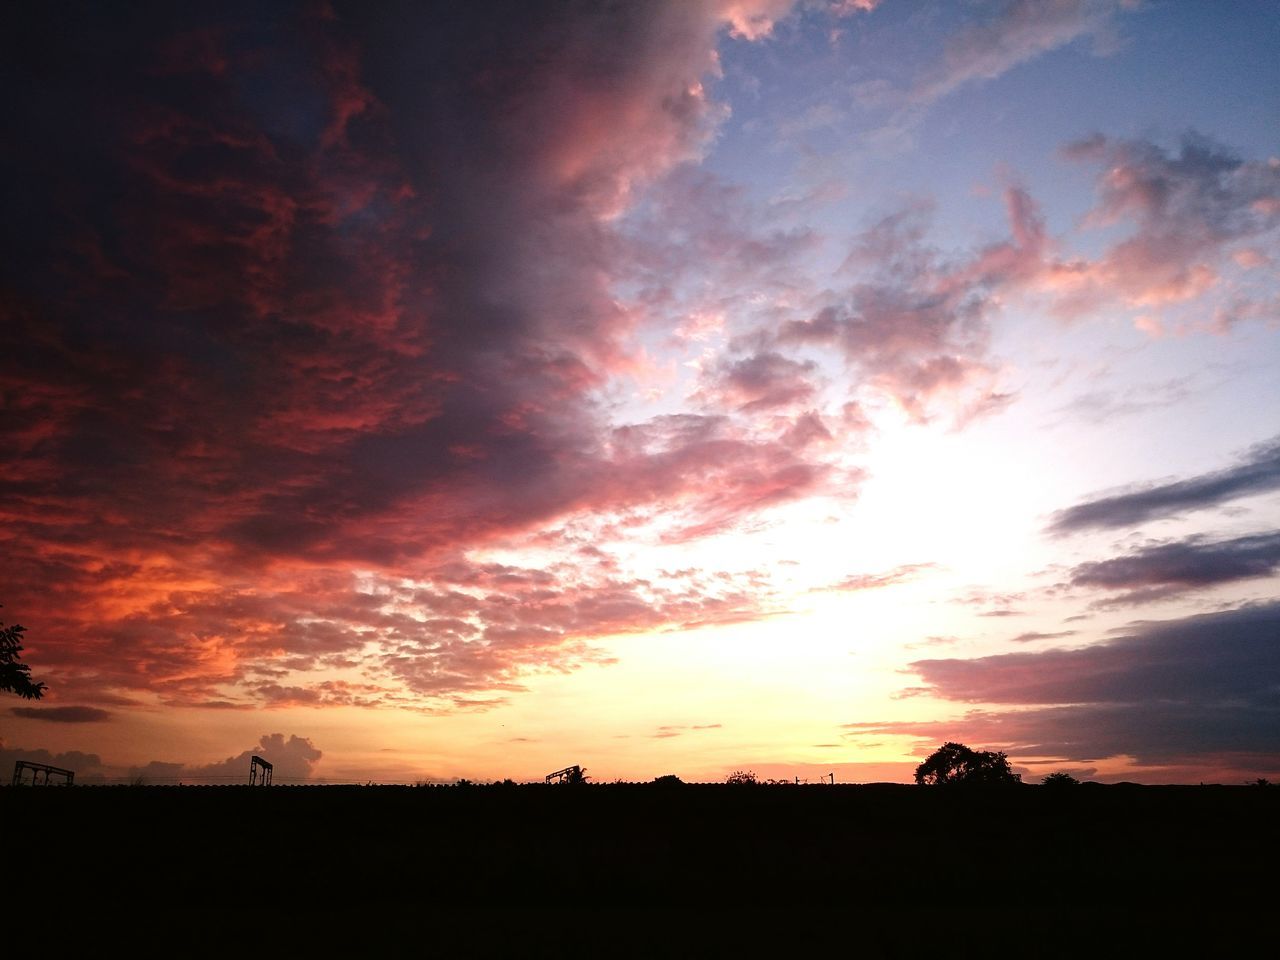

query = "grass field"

[8,782,1277,908]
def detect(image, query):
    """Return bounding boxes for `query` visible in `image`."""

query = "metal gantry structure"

[249,755,273,786]
[545,764,583,784]
[12,760,75,786]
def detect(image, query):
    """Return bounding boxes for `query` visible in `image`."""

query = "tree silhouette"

[915,742,1021,787]
[725,769,758,786]
[1,607,45,700]
[1042,771,1080,787]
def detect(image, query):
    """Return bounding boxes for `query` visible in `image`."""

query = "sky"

[2,0,1279,785]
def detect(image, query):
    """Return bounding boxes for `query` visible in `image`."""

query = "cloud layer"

[850,603,1280,772]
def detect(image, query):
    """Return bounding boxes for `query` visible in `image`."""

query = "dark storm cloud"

[849,603,1280,767]
[1069,531,1280,604]
[1049,434,1280,533]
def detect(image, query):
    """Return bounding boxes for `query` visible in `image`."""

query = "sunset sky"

[3,0,1279,785]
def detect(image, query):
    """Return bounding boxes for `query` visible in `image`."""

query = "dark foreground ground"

[6,782,1278,909]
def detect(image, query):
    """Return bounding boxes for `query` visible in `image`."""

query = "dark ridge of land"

[6,782,1277,905]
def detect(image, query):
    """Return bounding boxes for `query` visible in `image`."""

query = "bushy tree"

[1042,772,1080,788]
[1,607,45,700]
[915,742,1021,787]
[725,769,758,786]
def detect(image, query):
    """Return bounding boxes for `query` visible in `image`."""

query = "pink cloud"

[770,199,1018,423]
[1048,133,1280,315]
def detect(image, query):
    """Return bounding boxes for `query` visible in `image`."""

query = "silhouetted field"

[8,782,1277,906]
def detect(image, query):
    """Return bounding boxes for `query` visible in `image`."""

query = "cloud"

[1048,132,1280,314]
[848,603,1280,771]
[855,1,1131,149]
[951,588,1027,618]
[131,733,323,783]
[625,165,822,310]
[831,0,879,14]
[699,352,819,412]
[0,742,107,780]
[1008,630,1076,644]
[1,732,324,783]
[0,2,820,709]
[11,706,111,723]
[1049,433,1280,533]
[1054,375,1198,426]
[650,722,723,739]
[911,0,1125,107]
[830,131,1280,330]
[766,198,1024,423]
[1068,531,1280,605]
[819,562,936,592]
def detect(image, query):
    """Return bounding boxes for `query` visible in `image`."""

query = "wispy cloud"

[819,563,937,593]
[910,0,1125,107]
[1008,630,1076,644]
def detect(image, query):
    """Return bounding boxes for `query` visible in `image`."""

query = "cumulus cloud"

[1049,132,1280,314]
[131,733,323,783]
[1049,433,1280,533]
[849,603,1280,771]
[764,198,1026,423]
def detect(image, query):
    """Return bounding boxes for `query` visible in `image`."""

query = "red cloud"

[2,3,815,711]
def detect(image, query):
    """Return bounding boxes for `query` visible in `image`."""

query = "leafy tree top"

[1,608,45,700]
[915,742,1021,787]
